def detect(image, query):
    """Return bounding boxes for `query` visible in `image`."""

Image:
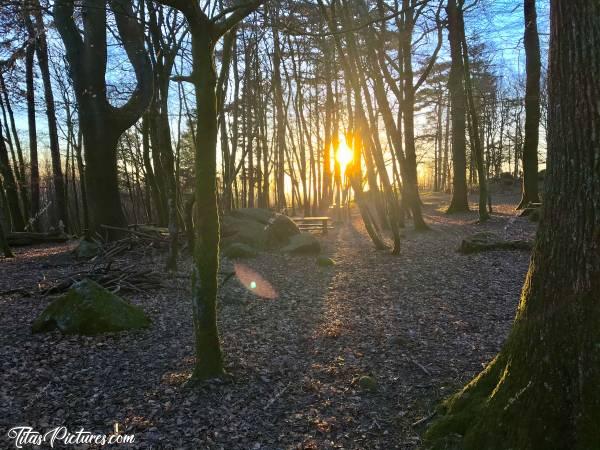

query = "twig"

[412,410,437,427]
[410,356,431,376]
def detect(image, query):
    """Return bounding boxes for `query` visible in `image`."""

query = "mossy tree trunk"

[517,0,541,209]
[426,2,600,448]
[189,28,224,379]
[54,0,153,240]
[156,0,262,380]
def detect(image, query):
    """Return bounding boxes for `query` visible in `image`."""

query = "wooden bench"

[291,216,332,234]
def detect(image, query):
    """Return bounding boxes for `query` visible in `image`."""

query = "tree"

[446,0,469,213]
[517,0,541,209]
[0,115,24,231]
[29,0,68,229]
[154,0,263,380]
[425,1,600,447]
[54,0,153,238]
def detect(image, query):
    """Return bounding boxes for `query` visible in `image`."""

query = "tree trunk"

[400,1,428,230]
[446,0,470,213]
[426,2,600,447]
[54,0,152,239]
[518,0,541,209]
[31,0,68,229]
[0,206,14,258]
[0,73,29,219]
[0,120,24,231]
[460,17,490,221]
[189,27,225,380]
[24,18,40,226]
[271,6,287,211]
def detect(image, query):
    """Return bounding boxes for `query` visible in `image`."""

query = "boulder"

[229,208,274,225]
[265,214,300,248]
[32,279,150,335]
[73,239,101,259]
[281,233,321,255]
[222,243,257,259]
[459,232,533,254]
[221,215,268,249]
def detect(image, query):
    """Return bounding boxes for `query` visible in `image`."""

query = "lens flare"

[234,263,278,299]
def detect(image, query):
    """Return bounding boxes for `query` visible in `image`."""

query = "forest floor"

[0,191,537,449]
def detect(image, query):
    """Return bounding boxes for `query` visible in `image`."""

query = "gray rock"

[265,214,300,248]
[229,208,274,225]
[221,216,267,249]
[281,233,321,255]
[222,243,257,259]
[73,239,100,259]
[32,279,150,335]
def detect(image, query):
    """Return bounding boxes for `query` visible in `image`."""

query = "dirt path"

[0,194,535,449]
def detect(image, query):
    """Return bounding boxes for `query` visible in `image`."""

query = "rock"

[222,243,257,259]
[32,279,150,335]
[358,375,378,392]
[229,208,274,225]
[281,233,321,255]
[265,214,300,248]
[73,239,101,259]
[459,232,533,254]
[317,256,335,267]
[221,216,267,249]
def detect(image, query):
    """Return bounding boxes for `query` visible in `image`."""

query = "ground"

[0,192,536,449]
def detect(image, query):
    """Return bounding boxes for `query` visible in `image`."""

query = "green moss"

[358,375,378,392]
[317,256,336,267]
[424,291,600,450]
[32,279,150,335]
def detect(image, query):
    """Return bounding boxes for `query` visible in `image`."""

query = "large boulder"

[459,232,533,254]
[229,208,274,225]
[281,233,321,255]
[32,279,150,335]
[221,215,268,249]
[265,214,300,248]
[222,243,257,259]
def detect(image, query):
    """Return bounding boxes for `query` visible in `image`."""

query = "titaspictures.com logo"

[7,425,135,448]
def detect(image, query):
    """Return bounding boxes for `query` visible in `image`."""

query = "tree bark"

[54,0,153,239]
[426,2,600,447]
[0,118,24,231]
[446,0,470,213]
[30,0,68,229]
[518,0,541,208]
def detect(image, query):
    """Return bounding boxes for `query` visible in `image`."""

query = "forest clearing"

[0,0,598,448]
[1,192,535,449]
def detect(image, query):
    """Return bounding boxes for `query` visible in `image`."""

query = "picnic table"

[291,216,332,234]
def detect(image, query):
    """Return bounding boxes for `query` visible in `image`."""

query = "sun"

[336,138,354,169]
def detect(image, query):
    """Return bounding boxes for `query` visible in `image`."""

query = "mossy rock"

[281,233,321,255]
[229,208,274,225]
[358,375,378,392]
[265,214,300,248]
[222,243,257,259]
[459,232,532,254]
[32,279,150,335]
[220,216,268,250]
[317,256,335,267]
[73,239,101,259]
